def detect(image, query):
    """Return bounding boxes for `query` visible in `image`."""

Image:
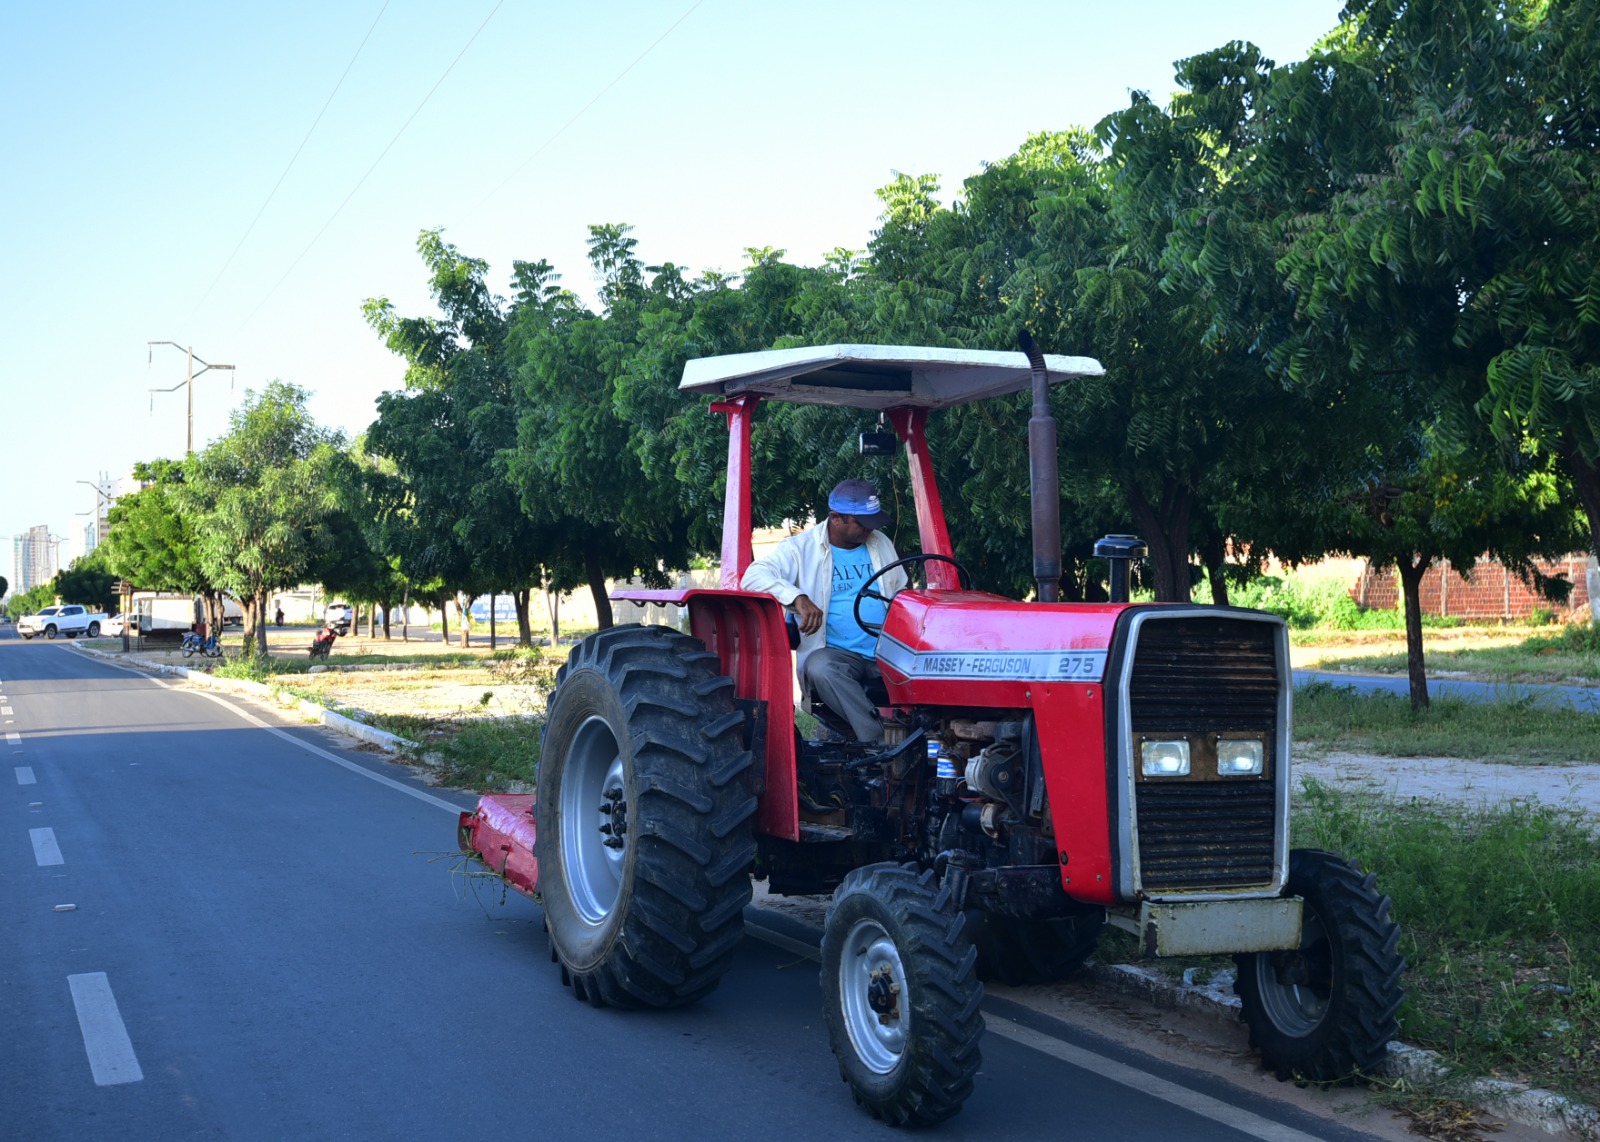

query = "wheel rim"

[559,715,628,925]
[839,918,909,1075]
[1253,909,1333,1035]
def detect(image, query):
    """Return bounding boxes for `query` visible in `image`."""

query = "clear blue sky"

[0,0,1343,566]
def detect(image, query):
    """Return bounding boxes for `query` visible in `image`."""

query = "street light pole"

[148,342,236,455]
[75,479,114,545]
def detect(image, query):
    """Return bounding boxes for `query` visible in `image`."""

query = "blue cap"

[828,479,890,529]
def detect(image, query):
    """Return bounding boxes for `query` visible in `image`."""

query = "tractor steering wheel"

[853,554,974,639]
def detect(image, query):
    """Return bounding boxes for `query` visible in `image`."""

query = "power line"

[475,0,705,210]
[185,1,391,326]
[231,0,505,339]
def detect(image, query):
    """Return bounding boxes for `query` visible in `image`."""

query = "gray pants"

[803,646,884,743]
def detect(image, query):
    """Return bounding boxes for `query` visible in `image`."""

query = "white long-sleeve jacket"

[740,520,906,677]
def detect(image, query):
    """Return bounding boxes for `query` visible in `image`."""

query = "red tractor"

[460,342,1405,1125]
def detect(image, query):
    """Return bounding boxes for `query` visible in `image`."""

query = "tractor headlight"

[1140,739,1191,777]
[1216,738,1265,776]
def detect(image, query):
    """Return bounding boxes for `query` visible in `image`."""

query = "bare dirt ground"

[1299,751,1600,819]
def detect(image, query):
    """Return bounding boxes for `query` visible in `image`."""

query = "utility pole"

[148,342,235,455]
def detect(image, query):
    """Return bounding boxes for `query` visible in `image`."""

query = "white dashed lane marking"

[68,974,144,1086]
[16,766,36,785]
[30,827,64,866]
[1,706,13,715]
[6,732,20,745]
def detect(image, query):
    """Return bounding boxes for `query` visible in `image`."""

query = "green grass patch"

[393,714,542,790]
[1296,782,1600,1106]
[1293,681,1600,765]
[1321,624,1600,685]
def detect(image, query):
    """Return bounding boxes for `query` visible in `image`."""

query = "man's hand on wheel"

[793,594,824,636]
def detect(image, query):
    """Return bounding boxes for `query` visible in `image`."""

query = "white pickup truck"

[18,604,109,640]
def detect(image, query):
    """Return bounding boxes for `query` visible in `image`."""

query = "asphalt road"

[2,628,1390,1141]
[1295,668,1600,713]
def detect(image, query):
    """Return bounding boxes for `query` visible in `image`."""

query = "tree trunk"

[1124,480,1195,603]
[254,589,270,656]
[514,587,532,646]
[490,591,497,650]
[381,597,391,640]
[1395,553,1432,710]
[1201,531,1229,607]
[458,594,472,648]
[585,547,614,630]
[546,584,561,648]
[401,586,410,642]
[438,590,450,642]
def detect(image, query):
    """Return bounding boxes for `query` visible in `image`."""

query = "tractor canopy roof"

[680,344,1104,410]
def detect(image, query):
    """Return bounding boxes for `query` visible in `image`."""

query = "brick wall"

[1351,554,1595,621]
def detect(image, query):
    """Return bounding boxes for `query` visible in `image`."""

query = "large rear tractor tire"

[536,624,756,1009]
[1235,848,1405,1082]
[821,864,984,1125]
[971,912,1104,987]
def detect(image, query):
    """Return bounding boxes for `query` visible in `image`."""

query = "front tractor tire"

[535,625,756,1009]
[1235,849,1405,1082]
[821,864,985,1126]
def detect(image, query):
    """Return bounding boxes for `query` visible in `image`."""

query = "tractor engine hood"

[876,590,1125,706]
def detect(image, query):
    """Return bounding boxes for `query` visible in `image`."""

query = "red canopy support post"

[886,406,959,589]
[711,395,759,589]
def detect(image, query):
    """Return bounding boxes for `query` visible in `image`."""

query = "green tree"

[365,230,569,645]
[508,224,701,628]
[101,460,213,598]
[175,382,346,655]
[52,547,118,613]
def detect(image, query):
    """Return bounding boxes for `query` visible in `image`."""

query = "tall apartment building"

[11,525,57,594]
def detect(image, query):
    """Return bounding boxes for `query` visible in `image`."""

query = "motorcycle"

[308,625,338,660]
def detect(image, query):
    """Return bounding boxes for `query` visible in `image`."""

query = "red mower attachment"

[458,794,539,900]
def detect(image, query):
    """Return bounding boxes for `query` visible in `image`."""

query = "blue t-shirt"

[826,544,883,659]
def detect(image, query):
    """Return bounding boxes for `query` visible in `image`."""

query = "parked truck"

[131,592,243,635]
[19,605,108,639]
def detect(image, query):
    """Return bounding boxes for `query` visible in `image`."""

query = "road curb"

[68,641,1599,1139]
[71,644,418,757]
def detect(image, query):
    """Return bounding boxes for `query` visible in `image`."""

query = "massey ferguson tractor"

[459,341,1405,1125]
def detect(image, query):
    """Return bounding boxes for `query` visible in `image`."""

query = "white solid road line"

[16,766,37,784]
[741,921,1325,1142]
[67,973,144,1086]
[983,1019,1327,1142]
[30,826,64,866]
[183,689,463,815]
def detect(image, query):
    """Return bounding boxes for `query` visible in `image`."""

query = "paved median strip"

[67,973,143,1086]
[30,827,64,866]
[16,766,37,785]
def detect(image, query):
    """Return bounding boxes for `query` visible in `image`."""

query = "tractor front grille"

[1128,615,1281,891]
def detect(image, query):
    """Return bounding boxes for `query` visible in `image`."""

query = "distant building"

[12,525,57,593]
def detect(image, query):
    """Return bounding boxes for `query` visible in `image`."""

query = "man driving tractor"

[741,479,908,743]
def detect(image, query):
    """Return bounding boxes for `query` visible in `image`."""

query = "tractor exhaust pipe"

[1020,329,1061,603]
[1094,534,1147,604]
